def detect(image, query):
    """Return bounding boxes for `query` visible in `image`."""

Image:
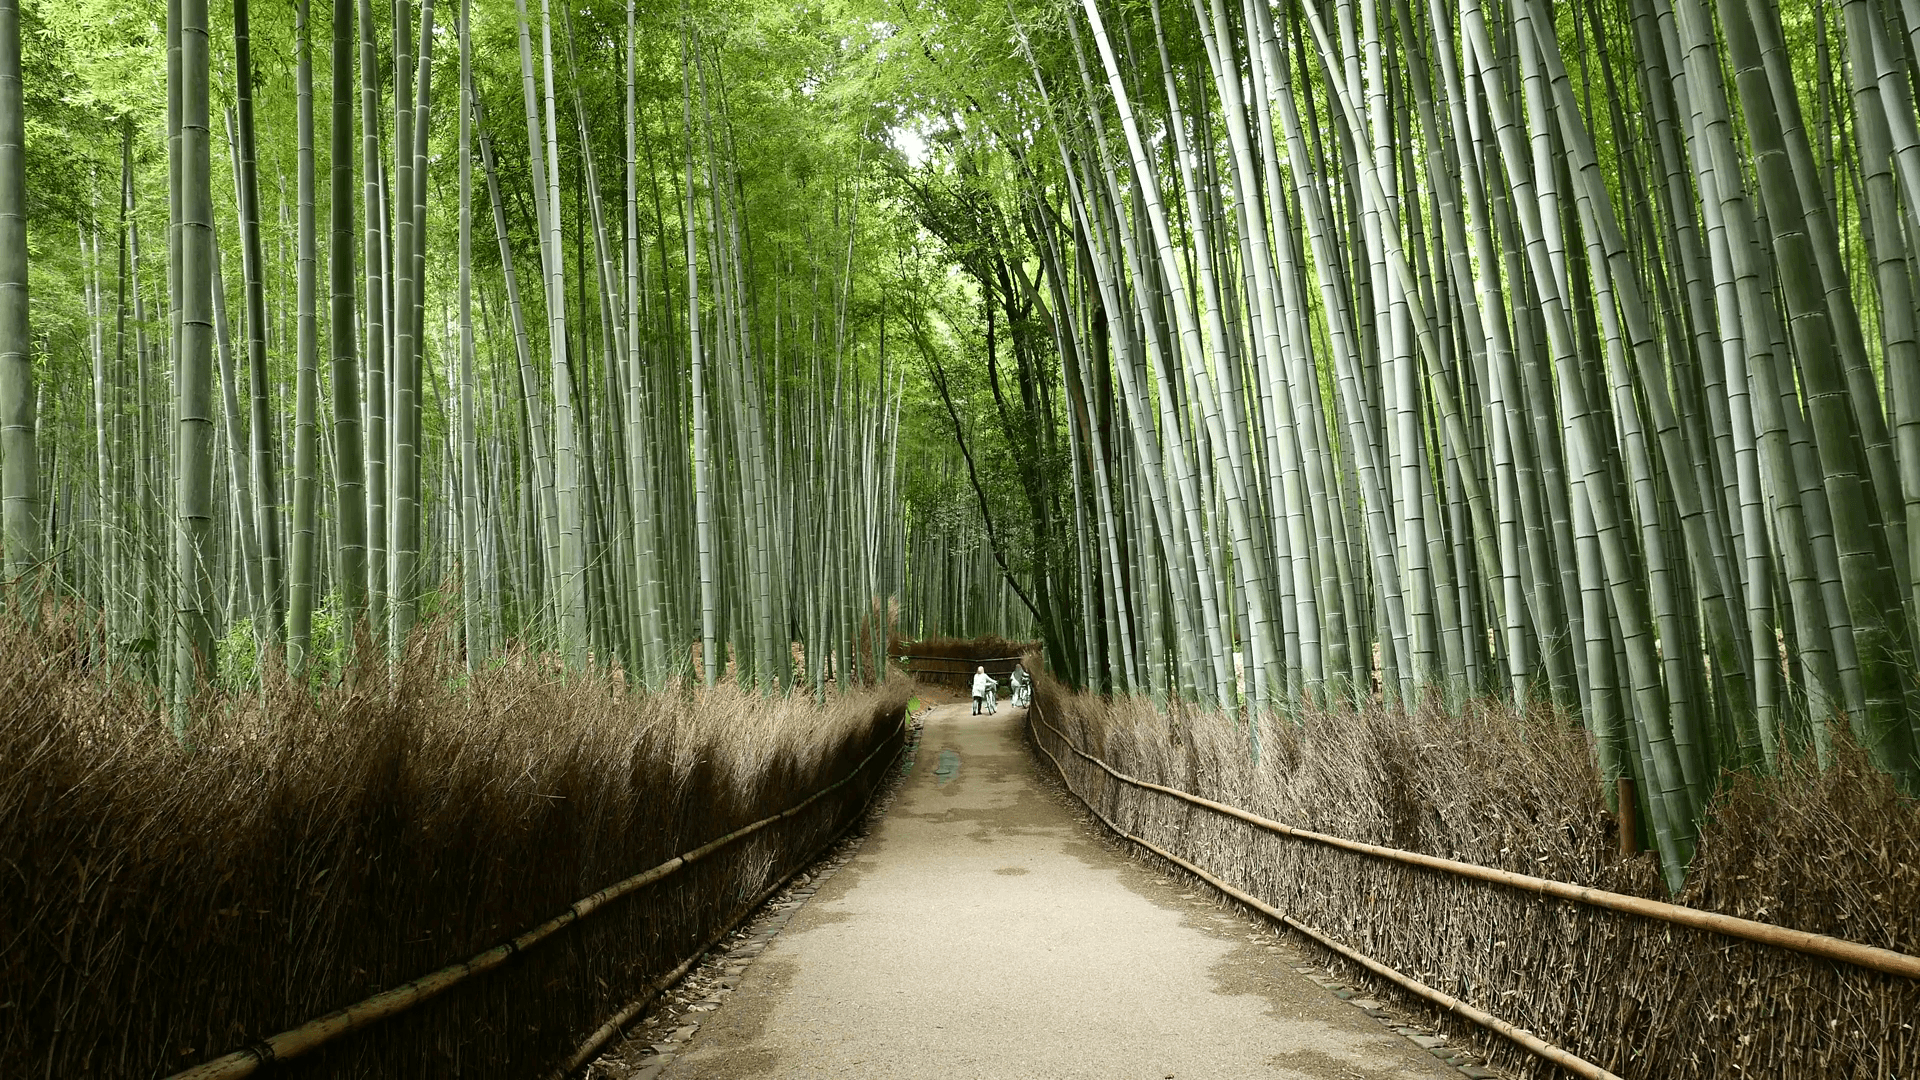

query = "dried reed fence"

[1027,670,1920,1079]
[888,635,1040,688]
[0,615,910,1079]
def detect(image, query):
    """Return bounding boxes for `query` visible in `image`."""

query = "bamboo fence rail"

[1028,698,1920,1076]
[549,717,918,1080]
[1028,705,1623,1080]
[1027,702,1920,980]
[164,713,908,1080]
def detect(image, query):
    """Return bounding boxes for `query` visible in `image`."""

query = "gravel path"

[653,700,1471,1080]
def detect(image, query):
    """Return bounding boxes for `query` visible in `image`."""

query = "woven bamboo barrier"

[1025,673,1920,1079]
[1029,717,1625,1080]
[1032,704,1920,981]
[549,713,919,1080]
[165,718,906,1080]
[0,616,916,1080]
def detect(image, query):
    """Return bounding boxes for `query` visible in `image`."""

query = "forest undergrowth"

[1031,668,1920,1078]
[0,609,909,1079]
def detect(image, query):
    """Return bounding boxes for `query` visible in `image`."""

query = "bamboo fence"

[0,617,915,1080]
[166,714,907,1080]
[1027,676,1920,1078]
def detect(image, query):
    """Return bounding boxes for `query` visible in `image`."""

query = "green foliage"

[213,615,256,691]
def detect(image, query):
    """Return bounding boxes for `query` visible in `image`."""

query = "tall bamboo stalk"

[0,0,29,583]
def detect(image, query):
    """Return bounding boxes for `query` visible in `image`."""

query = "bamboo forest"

[2,0,1918,1074]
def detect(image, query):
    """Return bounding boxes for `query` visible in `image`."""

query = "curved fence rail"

[1026,698,1920,1078]
[1028,704,1920,981]
[548,716,916,1080]
[1027,703,1622,1080]
[166,714,908,1080]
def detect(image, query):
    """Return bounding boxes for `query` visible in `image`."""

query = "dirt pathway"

[654,700,1468,1080]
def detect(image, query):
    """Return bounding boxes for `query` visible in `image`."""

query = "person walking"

[971,665,993,715]
[1010,661,1031,708]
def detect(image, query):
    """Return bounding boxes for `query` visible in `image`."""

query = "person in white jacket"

[971,666,995,715]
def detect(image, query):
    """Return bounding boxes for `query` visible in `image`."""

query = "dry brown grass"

[1030,670,1920,1079]
[0,614,909,1079]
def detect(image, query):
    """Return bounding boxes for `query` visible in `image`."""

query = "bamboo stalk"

[0,0,31,582]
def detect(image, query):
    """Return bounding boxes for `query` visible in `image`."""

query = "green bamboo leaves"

[0,0,924,707]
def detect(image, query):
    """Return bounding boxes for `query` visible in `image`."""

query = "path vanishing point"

[639,698,1474,1080]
